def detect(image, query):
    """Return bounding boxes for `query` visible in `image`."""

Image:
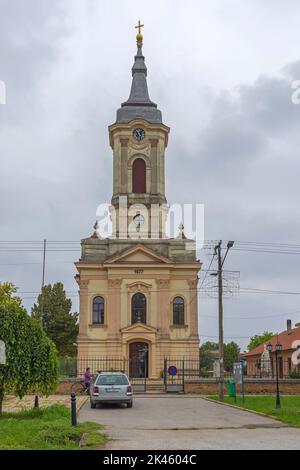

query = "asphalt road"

[79,395,300,450]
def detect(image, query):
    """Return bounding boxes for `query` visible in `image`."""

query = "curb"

[76,396,88,414]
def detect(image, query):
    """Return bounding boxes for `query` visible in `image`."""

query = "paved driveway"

[79,395,300,450]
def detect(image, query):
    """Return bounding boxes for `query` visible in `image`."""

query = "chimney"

[287,319,292,334]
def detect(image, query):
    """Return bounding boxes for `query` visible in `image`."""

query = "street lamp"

[267,342,282,409]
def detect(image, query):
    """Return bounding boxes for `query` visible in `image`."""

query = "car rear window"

[96,374,129,386]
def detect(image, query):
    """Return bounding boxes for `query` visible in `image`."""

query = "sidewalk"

[3,394,87,413]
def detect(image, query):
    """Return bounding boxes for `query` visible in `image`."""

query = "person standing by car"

[83,367,92,394]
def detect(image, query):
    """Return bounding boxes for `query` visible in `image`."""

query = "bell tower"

[108,23,170,239]
[76,22,201,376]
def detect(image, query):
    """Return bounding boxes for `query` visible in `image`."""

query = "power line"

[199,253,216,290]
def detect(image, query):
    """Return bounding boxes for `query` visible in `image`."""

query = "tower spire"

[116,21,162,124]
[135,19,144,47]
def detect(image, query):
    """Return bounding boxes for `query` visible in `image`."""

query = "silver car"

[90,372,133,408]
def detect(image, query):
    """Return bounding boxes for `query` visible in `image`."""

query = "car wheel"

[127,402,133,408]
[90,401,96,409]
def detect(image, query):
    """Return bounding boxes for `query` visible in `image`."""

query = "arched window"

[173,297,184,325]
[131,293,146,324]
[93,296,104,324]
[132,158,146,193]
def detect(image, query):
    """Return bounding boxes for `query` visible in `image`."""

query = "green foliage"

[31,282,79,356]
[247,332,274,352]
[200,341,218,370]
[200,341,240,371]
[0,404,106,450]
[0,282,22,309]
[224,342,240,371]
[288,371,300,379]
[0,283,58,413]
[58,356,77,378]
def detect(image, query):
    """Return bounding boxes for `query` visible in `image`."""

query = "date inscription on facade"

[134,269,144,274]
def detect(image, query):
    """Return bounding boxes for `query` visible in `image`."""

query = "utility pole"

[40,239,46,326]
[35,239,46,408]
[215,241,224,401]
[214,240,234,401]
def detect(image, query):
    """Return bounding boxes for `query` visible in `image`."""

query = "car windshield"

[96,375,129,386]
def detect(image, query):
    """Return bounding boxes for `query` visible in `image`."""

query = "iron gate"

[163,358,185,393]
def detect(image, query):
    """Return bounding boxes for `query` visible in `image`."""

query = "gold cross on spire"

[135,20,144,35]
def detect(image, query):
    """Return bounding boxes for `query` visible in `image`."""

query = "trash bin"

[226,379,236,397]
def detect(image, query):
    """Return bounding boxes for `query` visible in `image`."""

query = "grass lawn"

[210,395,300,427]
[0,404,106,450]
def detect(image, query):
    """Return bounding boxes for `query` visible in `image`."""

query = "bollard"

[71,392,77,426]
[34,395,39,408]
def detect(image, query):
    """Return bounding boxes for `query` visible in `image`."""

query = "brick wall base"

[185,379,300,395]
[56,378,300,395]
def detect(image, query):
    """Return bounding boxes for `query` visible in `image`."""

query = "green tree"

[200,342,218,370]
[248,332,274,352]
[0,283,58,414]
[224,341,240,371]
[31,282,79,357]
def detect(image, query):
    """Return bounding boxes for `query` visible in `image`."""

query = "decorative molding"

[104,243,172,265]
[79,279,89,289]
[156,279,170,289]
[108,279,123,288]
[128,142,151,156]
[120,138,129,146]
[88,324,108,329]
[187,279,198,289]
[127,152,151,168]
[126,281,152,293]
[170,324,189,330]
[149,138,158,148]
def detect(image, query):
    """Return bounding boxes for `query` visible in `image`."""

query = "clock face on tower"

[133,213,145,227]
[132,128,145,141]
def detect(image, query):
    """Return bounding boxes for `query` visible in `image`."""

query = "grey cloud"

[0,0,300,349]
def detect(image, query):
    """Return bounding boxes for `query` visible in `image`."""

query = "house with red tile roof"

[246,321,300,378]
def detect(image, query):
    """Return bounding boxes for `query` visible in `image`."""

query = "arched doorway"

[131,293,146,324]
[129,342,149,378]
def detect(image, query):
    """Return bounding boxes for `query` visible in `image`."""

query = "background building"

[246,321,300,378]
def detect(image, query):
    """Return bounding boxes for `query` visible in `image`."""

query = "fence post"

[182,358,185,393]
[34,395,39,408]
[71,392,77,426]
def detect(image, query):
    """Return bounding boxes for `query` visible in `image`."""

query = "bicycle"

[71,380,91,395]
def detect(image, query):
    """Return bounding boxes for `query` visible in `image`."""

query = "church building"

[75,24,201,379]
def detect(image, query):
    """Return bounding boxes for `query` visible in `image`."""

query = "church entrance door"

[129,342,149,378]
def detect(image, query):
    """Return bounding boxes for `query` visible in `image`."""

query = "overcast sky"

[1,0,300,350]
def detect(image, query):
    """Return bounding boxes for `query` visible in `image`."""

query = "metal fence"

[246,358,300,379]
[58,356,300,381]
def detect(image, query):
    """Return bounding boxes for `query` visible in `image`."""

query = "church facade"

[75,27,201,379]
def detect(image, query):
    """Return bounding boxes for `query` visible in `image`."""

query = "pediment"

[121,322,158,334]
[104,244,171,265]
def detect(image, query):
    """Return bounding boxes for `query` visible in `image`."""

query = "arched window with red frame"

[132,158,146,193]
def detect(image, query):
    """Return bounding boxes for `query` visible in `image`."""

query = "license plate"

[105,387,120,393]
